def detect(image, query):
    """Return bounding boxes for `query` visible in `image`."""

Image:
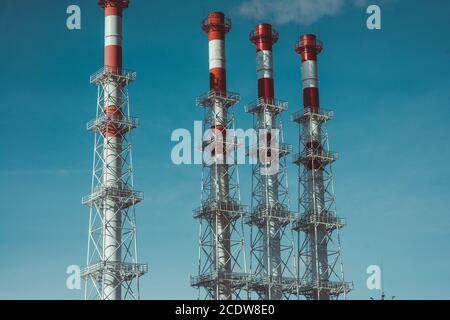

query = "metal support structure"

[192,12,247,300]
[292,34,352,300]
[246,24,297,300]
[192,91,248,300]
[82,0,146,300]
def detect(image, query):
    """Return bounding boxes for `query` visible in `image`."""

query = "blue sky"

[0,0,449,299]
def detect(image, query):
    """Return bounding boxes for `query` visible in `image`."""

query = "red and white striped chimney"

[201,12,231,165]
[200,12,233,300]
[98,0,129,300]
[249,23,283,300]
[296,34,330,300]
[296,34,322,114]
[100,0,127,73]
[203,12,230,94]
[250,23,278,103]
[296,34,323,170]
[99,0,128,138]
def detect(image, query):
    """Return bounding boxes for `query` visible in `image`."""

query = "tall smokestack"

[102,0,125,73]
[206,12,228,94]
[81,0,147,300]
[297,34,321,113]
[253,23,275,102]
[292,34,351,300]
[204,12,230,207]
[246,24,297,300]
[101,0,126,301]
[206,12,231,300]
[191,12,247,300]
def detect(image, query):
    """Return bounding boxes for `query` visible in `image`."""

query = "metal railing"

[293,150,338,164]
[247,203,293,225]
[86,115,139,132]
[298,280,353,295]
[196,90,240,108]
[247,274,297,286]
[201,17,232,33]
[295,38,323,53]
[193,200,247,219]
[245,97,288,114]
[90,66,137,84]
[293,211,345,230]
[291,107,333,123]
[81,261,148,279]
[249,29,279,43]
[190,272,248,287]
[82,186,144,207]
[255,142,291,155]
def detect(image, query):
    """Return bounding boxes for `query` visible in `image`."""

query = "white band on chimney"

[256,50,273,79]
[208,39,225,69]
[301,60,318,89]
[105,15,122,47]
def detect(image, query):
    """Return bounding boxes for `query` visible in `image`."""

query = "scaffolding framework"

[82,67,147,300]
[246,98,297,300]
[292,106,352,300]
[192,90,248,300]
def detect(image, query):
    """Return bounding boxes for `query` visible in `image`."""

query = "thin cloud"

[237,0,370,25]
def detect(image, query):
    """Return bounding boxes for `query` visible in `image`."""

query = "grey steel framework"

[82,67,147,300]
[292,107,352,299]
[246,98,297,300]
[191,90,248,300]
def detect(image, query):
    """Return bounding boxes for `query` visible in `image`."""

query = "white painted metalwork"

[192,90,248,300]
[292,105,352,300]
[82,68,147,300]
[245,98,297,300]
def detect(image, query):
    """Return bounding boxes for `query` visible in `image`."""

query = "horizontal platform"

[201,135,238,151]
[196,90,240,109]
[298,280,353,297]
[191,271,248,289]
[90,67,136,85]
[82,186,143,208]
[278,143,292,157]
[293,150,338,166]
[292,211,345,231]
[86,116,139,133]
[245,98,288,114]
[193,200,247,220]
[81,261,148,282]
[248,142,292,159]
[201,17,232,32]
[246,203,293,226]
[246,275,298,294]
[291,107,333,124]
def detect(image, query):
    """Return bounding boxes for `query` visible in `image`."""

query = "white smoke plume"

[238,0,370,25]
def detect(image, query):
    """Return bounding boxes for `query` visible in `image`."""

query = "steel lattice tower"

[292,34,351,300]
[191,12,248,300]
[81,0,147,300]
[245,24,297,300]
